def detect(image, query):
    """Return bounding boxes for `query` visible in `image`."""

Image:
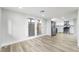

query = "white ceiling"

[3,7,78,19]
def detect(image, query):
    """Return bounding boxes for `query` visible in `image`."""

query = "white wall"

[69,20,75,34]
[46,19,51,35]
[2,9,26,40]
[0,8,2,40]
[74,18,77,37]
[1,9,47,41]
[41,19,47,34]
[76,9,79,46]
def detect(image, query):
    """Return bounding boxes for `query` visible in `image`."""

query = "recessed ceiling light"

[51,18,55,21]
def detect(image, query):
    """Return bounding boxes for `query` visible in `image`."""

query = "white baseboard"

[0,34,47,48]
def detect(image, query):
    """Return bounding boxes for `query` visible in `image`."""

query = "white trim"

[0,34,47,48]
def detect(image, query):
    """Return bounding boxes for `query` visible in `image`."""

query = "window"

[28,18,35,36]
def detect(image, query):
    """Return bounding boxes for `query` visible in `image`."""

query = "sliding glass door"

[28,18,35,36]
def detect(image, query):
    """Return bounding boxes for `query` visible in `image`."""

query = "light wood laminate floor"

[0,33,79,52]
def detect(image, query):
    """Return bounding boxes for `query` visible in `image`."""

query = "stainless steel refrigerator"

[51,21,57,36]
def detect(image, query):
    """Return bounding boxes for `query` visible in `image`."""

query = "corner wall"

[76,9,79,46]
[46,19,51,35]
[0,8,2,40]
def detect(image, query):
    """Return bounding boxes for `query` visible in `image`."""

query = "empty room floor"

[0,33,79,52]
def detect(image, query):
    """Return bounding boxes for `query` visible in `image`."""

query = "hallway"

[0,33,78,52]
